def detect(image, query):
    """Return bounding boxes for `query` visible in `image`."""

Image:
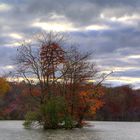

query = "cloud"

[0,0,140,88]
[32,21,77,32]
[0,3,12,12]
[0,46,16,66]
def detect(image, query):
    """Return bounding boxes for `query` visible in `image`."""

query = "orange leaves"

[40,42,65,68]
[90,99,104,114]
[79,85,104,115]
[80,91,89,97]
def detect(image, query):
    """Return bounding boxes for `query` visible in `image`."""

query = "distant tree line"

[95,85,140,121]
[0,81,140,122]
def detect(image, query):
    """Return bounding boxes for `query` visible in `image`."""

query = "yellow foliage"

[0,78,10,97]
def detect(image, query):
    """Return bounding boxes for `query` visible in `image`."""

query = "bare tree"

[15,32,112,129]
[15,32,66,104]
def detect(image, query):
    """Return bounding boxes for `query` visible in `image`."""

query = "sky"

[0,0,140,88]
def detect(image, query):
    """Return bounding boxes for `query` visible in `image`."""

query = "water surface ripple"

[0,121,139,140]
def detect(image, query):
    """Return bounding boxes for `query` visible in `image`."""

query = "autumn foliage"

[0,78,10,97]
[11,32,106,129]
[96,85,140,121]
[1,82,140,122]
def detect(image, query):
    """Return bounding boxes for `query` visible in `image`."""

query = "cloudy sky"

[0,0,140,88]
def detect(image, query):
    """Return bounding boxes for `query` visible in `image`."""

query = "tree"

[0,77,10,119]
[96,85,140,121]
[15,32,66,104]
[59,46,105,126]
[15,32,106,129]
[0,77,10,97]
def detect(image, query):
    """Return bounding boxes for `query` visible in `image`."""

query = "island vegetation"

[7,32,106,129]
[0,32,139,130]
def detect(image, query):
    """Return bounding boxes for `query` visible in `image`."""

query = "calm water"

[0,121,139,140]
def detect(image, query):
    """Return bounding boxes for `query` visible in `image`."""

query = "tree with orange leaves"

[15,32,108,129]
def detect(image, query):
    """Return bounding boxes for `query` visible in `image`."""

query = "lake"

[0,121,139,140]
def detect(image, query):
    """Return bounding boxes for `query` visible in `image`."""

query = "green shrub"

[40,96,67,129]
[23,96,75,129]
[63,115,74,129]
[23,111,39,128]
